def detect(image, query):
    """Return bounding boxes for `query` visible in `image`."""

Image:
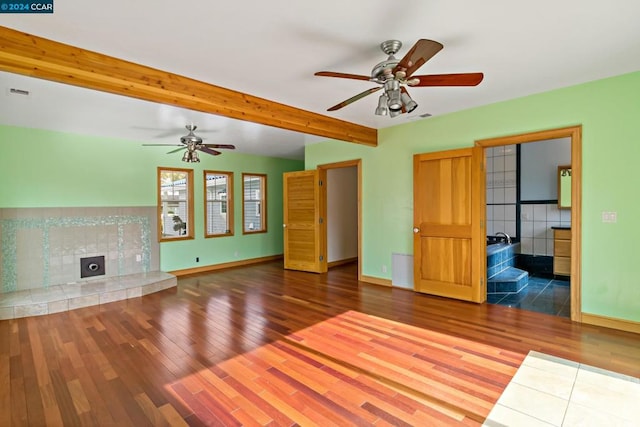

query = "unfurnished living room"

[1,1,640,426]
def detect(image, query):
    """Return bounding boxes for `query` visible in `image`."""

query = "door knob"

[283,224,287,228]
[413,227,420,234]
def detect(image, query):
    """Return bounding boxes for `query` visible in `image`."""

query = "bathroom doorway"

[476,126,582,322]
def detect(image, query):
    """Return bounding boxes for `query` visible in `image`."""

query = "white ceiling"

[1,1,639,160]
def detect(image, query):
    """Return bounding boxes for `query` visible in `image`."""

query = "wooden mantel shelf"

[0,26,377,147]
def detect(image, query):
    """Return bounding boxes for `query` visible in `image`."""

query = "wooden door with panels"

[413,147,486,302]
[283,170,327,273]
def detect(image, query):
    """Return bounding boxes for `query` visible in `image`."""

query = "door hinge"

[319,217,324,224]
[320,255,324,261]
[319,180,323,186]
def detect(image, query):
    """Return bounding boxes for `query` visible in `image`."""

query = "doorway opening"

[318,160,362,281]
[476,126,582,322]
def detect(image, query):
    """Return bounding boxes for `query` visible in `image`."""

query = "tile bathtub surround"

[0,271,176,320]
[483,351,640,426]
[0,206,159,293]
[487,242,519,278]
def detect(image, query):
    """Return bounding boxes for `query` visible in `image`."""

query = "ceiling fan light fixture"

[375,94,389,116]
[387,90,402,112]
[389,108,402,118]
[384,80,402,111]
[401,91,418,113]
[182,150,200,163]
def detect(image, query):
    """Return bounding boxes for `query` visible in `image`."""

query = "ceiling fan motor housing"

[370,40,406,83]
[180,130,203,145]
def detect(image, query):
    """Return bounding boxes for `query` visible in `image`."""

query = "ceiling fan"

[315,39,484,117]
[142,124,235,162]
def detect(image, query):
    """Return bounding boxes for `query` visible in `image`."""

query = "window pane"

[243,173,266,233]
[158,168,193,241]
[205,171,233,237]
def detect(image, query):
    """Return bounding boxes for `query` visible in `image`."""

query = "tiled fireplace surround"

[0,207,176,319]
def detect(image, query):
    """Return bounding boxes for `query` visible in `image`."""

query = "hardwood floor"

[2,261,639,426]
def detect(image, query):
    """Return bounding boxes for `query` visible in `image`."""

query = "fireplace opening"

[80,255,105,278]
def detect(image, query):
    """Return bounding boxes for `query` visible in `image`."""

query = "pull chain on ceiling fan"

[315,39,484,117]
[142,124,236,162]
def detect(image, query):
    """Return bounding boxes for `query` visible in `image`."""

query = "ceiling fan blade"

[198,146,221,156]
[166,147,185,154]
[393,39,444,77]
[153,129,181,138]
[410,73,484,87]
[315,71,372,81]
[203,144,236,150]
[327,87,382,111]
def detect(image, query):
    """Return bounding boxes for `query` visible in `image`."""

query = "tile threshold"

[483,350,640,426]
[0,271,176,320]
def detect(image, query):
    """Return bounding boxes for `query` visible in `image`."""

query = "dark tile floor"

[487,275,571,317]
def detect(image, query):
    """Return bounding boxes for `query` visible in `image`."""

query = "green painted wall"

[306,71,640,323]
[0,126,303,271]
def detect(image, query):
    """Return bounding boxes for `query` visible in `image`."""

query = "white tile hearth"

[0,271,176,320]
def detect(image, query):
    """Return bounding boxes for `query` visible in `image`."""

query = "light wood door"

[413,147,486,302]
[283,170,327,273]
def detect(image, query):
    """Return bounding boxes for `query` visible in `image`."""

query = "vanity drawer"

[554,257,571,276]
[554,240,571,257]
[554,228,571,240]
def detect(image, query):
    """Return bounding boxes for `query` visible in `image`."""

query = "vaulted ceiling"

[1,1,639,159]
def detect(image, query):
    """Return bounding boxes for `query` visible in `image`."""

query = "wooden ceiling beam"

[0,26,377,146]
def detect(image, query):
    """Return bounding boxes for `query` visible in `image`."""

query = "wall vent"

[7,87,31,97]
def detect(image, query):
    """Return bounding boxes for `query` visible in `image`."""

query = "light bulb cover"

[384,80,402,111]
[375,93,389,116]
[401,91,418,113]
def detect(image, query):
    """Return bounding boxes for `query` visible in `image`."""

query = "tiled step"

[0,271,177,320]
[488,267,529,293]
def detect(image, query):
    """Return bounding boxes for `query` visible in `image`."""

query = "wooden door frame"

[476,125,582,322]
[317,159,362,281]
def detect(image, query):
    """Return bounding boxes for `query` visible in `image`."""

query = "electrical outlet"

[196,257,200,262]
[602,211,617,223]
[135,254,142,262]
[382,265,387,273]
[234,251,239,257]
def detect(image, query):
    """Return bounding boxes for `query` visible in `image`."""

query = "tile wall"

[0,207,159,293]
[486,145,517,238]
[520,203,571,256]
[486,143,572,257]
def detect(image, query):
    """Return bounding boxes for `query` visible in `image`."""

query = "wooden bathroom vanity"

[553,227,571,276]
